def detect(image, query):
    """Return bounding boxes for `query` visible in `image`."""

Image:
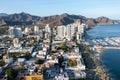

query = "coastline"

[81,41,110,80]
[92,48,110,80]
[94,48,116,80]
[86,23,120,80]
[85,37,110,79]
[99,48,120,80]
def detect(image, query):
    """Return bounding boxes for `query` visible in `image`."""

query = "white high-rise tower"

[34,26,39,34]
[9,27,23,38]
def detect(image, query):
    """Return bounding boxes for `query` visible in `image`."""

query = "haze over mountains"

[0,13,8,16]
[0,12,118,27]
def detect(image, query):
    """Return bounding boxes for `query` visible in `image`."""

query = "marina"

[87,24,120,80]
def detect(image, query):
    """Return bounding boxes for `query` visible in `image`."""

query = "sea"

[87,24,120,80]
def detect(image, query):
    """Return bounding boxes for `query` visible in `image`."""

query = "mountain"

[0,12,118,27]
[0,12,40,25]
[37,13,117,27]
[37,13,86,26]
[96,16,115,24]
[0,13,8,16]
[0,19,6,25]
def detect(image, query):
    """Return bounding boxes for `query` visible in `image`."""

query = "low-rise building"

[55,73,69,80]
[25,75,43,80]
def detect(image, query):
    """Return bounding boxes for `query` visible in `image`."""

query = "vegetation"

[9,52,20,58]
[6,68,18,80]
[51,55,56,60]
[0,39,2,42]
[0,56,3,59]
[20,52,31,60]
[9,52,31,59]
[19,77,24,80]
[51,50,57,53]
[35,59,44,64]
[27,42,35,47]
[0,26,9,34]
[38,24,45,29]
[57,43,70,52]
[0,60,5,66]
[67,59,77,67]
[81,43,109,80]
[58,55,64,67]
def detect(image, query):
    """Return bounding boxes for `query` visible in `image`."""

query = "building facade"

[9,27,23,38]
[56,23,87,41]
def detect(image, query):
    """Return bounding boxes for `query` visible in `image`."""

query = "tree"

[35,59,44,64]
[58,44,70,52]
[6,68,18,80]
[67,59,77,67]
[51,55,56,60]
[20,52,31,60]
[58,55,64,67]
[0,61,5,66]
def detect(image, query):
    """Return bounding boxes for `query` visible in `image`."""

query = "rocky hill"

[0,19,6,25]
[37,13,86,26]
[37,13,117,27]
[0,12,39,25]
[96,17,115,24]
[0,12,118,27]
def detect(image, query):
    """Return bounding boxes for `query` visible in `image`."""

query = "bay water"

[87,24,120,80]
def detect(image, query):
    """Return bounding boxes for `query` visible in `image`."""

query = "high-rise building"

[56,23,87,41]
[12,38,21,48]
[24,27,29,34]
[9,27,23,38]
[44,24,51,39]
[66,25,72,40]
[45,24,51,34]
[57,26,66,39]
[34,26,39,34]
[78,23,86,34]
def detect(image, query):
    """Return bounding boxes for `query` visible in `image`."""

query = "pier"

[103,46,120,49]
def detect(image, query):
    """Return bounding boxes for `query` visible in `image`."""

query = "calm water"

[101,49,120,80]
[87,24,120,38]
[88,24,120,80]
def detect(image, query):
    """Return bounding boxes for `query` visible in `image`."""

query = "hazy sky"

[0,0,120,19]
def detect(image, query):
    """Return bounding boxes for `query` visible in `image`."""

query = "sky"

[0,0,120,19]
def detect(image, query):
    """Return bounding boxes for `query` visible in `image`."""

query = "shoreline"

[94,48,116,80]
[82,41,110,80]
[98,48,120,80]
[86,24,120,80]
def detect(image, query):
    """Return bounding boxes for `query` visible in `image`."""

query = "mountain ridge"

[0,12,118,27]
[0,13,8,16]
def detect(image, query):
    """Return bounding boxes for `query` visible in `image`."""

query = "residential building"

[45,24,51,33]
[56,25,66,40]
[44,24,51,39]
[56,23,87,41]
[34,26,39,34]
[25,75,43,80]
[9,27,23,38]
[54,73,69,80]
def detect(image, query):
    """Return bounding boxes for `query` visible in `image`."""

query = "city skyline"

[0,0,120,19]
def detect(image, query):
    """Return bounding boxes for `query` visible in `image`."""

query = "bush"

[51,55,56,60]
[9,52,31,59]
[6,68,18,80]
[0,61,5,66]
[58,55,64,67]
[67,59,77,67]
[20,52,31,60]
[35,59,44,64]
[58,44,70,52]
[9,52,20,58]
